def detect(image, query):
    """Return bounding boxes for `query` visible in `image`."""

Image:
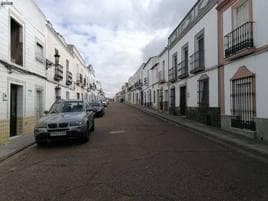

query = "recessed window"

[233,0,249,28]
[35,42,44,63]
[198,77,209,107]
[10,17,23,66]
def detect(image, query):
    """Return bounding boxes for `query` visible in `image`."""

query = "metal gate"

[231,76,256,131]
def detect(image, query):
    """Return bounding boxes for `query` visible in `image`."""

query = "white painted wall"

[0,0,47,120]
[224,51,268,118]
[168,5,219,108]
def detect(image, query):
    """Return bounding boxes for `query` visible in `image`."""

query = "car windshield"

[49,101,84,113]
[90,102,101,107]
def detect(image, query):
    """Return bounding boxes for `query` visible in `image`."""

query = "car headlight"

[36,122,47,128]
[70,121,83,127]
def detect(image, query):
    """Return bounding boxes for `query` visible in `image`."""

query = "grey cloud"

[35,0,195,97]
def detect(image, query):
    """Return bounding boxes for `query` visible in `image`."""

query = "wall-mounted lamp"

[54,51,60,66]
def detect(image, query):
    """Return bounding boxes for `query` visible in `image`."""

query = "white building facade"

[218,0,268,141]
[0,0,47,143]
[0,0,100,144]
[168,0,220,127]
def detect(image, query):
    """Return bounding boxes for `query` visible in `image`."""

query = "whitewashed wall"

[0,0,47,119]
[168,5,219,108]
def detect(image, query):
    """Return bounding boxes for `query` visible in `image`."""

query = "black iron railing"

[158,71,165,83]
[168,67,177,82]
[224,21,254,58]
[76,73,83,85]
[190,50,205,74]
[66,71,72,85]
[54,64,63,81]
[177,60,189,79]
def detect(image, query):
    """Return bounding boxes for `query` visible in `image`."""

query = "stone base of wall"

[186,107,221,128]
[221,115,256,139]
[255,118,268,142]
[0,116,36,144]
[163,102,168,112]
[0,120,10,144]
[22,116,37,135]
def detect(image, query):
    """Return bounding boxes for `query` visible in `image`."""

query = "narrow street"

[0,103,268,201]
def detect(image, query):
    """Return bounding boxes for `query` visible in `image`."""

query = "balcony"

[82,78,87,88]
[158,71,165,83]
[54,64,63,81]
[177,60,189,79]
[135,80,143,89]
[66,71,73,86]
[144,77,148,86]
[224,21,254,58]
[168,67,177,83]
[190,50,205,74]
[76,73,83,86]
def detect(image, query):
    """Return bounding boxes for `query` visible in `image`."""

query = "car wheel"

[90,120,95,132]
[82,123,91,143]
[36,140,46,147]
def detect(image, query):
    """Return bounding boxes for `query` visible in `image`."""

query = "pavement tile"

[0,134,35,162]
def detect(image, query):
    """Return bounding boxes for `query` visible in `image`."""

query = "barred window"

[198,76,209,107]
[231,76,256,131]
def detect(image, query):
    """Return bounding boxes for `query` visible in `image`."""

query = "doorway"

[35,90,43,120]
[170,87,176,114]
[180,86,187,116]
[10,84,18,137]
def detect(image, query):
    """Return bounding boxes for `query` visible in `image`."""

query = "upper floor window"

[66,59,69,72]
[172,53,177,68]
[233,0,249,28]
[35,42,44,63]
[11,18,23,66]
[198,75,209,107]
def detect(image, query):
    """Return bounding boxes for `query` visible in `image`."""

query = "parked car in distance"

[87,102,105,117]
[102,100,108,107]
[34,99,95,146]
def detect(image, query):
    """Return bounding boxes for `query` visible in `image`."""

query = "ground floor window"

[198,77,209,107]
[231,76,256,131]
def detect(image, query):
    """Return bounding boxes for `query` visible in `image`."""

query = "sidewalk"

[129,104,268,161]
[0,134,35,162]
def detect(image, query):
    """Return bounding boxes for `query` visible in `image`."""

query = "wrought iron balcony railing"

[177,60,189,79]
[168,67,177,82]
[76,73,83,85]
[190,50,205,74]
[224,21,254,58]
[54,64,63,81]
[66,71,72,85]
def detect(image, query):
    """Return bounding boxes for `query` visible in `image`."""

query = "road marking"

[109,130,125,134]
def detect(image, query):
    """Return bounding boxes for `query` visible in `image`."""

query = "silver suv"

[34,99,95,146]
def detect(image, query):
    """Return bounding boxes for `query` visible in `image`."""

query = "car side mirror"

[44,110,49,115]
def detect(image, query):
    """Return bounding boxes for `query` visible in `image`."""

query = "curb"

[128,104,268,162]
[0,142,35,163]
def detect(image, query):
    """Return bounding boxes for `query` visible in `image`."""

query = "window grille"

[231,76,256,131]
[198,78,209,107]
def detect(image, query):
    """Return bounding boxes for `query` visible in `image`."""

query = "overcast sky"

[35,0,196,97]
